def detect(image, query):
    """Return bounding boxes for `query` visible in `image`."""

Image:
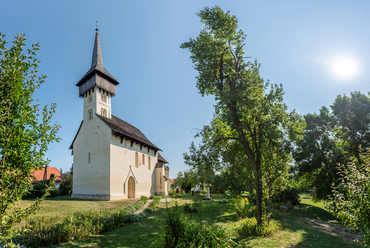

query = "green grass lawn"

[16,196,138,221]
[48,194,363,248]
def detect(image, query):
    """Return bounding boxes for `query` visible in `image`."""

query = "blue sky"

[1,1,369,178]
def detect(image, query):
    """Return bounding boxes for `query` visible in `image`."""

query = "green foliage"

[33,183,48,190]
[143,207,155,215]
[155,202,236,247]
[232,196,256,219]
[0,32,60,246]
[59,168,73,191]
[327,149,370,245]
[141,195,148,204]
[183,203,199,213]
[16,210,146,247]
[274,187,300,206]
[150,196,161,209]
[235,217,282,237]
[331,91,370,160]
[295,92,370,202]
[174,170,197,193]
[181,6,305,225]
[123,200,144,213]
[294,107,347,201]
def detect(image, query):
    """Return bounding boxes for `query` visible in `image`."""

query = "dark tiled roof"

[97,114,161,151]
[158,153,168,164]
[155,162,164,168]
[76,31,119,88]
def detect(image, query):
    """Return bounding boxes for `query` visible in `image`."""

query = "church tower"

[76,26,119,121]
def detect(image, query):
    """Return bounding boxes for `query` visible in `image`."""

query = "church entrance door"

[128,176,135,198]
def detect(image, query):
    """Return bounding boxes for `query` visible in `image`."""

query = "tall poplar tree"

[181,6,304,225]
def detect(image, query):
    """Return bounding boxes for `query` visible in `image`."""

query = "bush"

[200,189,207,195]
[143,208,155,215]
[140,196,148,204]
[58,190,71,196]
[156,202,236,247]
[123,201,144,213]
[232,196,256,219]
[16,209,146,247]
[183,203,199,213]
[327,149,370,245]
[23,190,46,199]
[150,196,161,209]
[235,217,282,237]
[33,183,47,190]
[274,187,300,206]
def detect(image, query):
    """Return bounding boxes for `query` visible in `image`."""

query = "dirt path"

[304,217,363,243]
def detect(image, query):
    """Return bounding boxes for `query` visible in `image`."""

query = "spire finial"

[95,21,99,32]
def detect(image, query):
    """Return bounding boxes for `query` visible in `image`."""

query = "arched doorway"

[128,176,135,198]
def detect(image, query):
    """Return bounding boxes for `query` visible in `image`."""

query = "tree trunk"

[226,101,263,225]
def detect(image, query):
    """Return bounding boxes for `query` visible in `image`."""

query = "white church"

[70,27,170,200]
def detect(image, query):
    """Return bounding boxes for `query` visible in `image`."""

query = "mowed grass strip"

[16,196,138,221]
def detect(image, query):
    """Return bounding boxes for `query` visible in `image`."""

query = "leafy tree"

[327,149,370,245]
[181,6,304,225]
[175,170,197,193]
[294,107,347,201]
[59,167,73,191]
[0,33,59,245]
[331,91,370,161]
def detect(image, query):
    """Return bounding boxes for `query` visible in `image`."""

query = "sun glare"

[330,56,359,80]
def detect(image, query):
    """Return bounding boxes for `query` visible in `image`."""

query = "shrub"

[327,149,370,245]
[235,217,282,237]
[150,196,161,209]
[200,189,208,195]
[33,183,47,190]
[143,208,155,215]
[140,195,148,204]
[58,190,71,196]
[232,196,256,219]
[16,209,146,247]
[123,201,144,213]
[183,203,198,213]
[156,202,236,247]
[274,187,300,206]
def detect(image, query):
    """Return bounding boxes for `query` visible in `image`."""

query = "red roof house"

[31,167,62,185]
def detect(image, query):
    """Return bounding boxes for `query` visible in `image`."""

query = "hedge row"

[15,200,146,247]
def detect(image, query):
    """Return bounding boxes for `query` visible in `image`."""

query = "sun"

[329,56,359,80]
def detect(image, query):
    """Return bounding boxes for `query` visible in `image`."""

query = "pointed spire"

[76,23,119,96]
[91,22,103,69]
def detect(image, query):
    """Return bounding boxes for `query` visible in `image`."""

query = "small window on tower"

[142,154,145,165]
[88,94,92,103]
[148,155,151,170]
[101,92,107,103]
[101,108,107,117]
[88,109,93,120]
[88,152,91,163]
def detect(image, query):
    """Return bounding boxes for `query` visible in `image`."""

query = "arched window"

[142,154,145,165]
[101,108,107,117]
[135,152,138,168]
[148,155,151,170]
[101,92,107,103]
